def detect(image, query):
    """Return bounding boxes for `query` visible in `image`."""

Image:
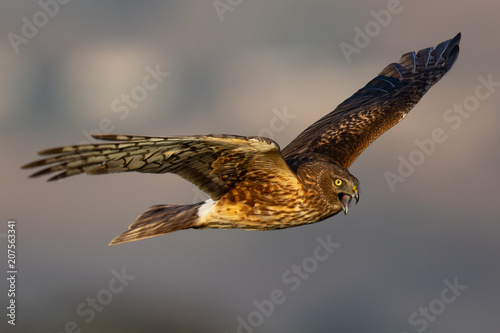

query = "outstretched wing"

[281,33,461,169]
[22,134,293,200]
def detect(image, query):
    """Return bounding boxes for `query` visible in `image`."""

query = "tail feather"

[109,203,202,246]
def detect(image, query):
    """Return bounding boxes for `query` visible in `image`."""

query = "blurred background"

[1,1,499,332]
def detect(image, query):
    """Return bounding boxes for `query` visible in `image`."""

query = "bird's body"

[196,161,348,230]
[22,33,461,246]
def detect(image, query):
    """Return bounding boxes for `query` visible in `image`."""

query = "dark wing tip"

[37,146,70,155]
[422,32,461,65]
[21,157,55,169]
[365,33,461,93]
[20,161,36,169]
[442,32,461,68]
[429,32,460,68]
[91,134,149,141]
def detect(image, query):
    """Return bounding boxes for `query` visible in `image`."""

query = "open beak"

[339,187,359,215]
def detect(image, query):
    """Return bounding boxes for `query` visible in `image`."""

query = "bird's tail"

[109,202,202,246]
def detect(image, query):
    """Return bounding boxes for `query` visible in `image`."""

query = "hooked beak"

[339,186,359,215]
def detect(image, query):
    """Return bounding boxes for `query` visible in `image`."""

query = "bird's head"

[316,163,359,215]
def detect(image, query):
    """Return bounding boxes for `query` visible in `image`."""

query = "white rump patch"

[197,198,216,222]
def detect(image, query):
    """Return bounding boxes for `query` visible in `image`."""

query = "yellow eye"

[334,179,343,186]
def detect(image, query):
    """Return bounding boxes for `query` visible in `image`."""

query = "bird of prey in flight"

[22,33,461,246]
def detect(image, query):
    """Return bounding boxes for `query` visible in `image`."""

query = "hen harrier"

[23,33,461,246]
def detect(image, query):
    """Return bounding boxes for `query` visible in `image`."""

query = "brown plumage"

[22,33,461,246]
